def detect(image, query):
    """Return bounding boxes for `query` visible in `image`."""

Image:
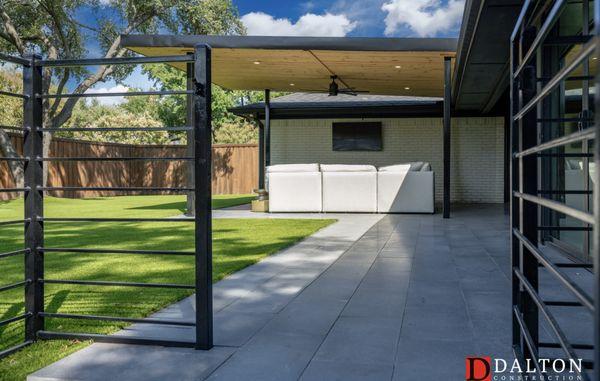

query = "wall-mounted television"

[332,122,382,151]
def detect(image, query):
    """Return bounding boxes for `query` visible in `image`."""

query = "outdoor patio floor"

[29,204,513,381]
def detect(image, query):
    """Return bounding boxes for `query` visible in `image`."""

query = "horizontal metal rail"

[0,219,29,227]
[537,226,592,231]
[39,217,193,223]
[37,331,195,348]
[0,249,30,259]
[0,52,30,66]
[40,278,195,289]
[510,0,531,42]
[38,186,194,192]
[40,312,195,327]
[0,313,32,327]
[0,125,30,132]
[0,341,34,360]
[544,300,583,307]
[538,190,592,195]
[0,90,28,99]
[513,192,595,225]
[513,0,566,79]
[512,306,544,375]
[554,262,593,268]
[514,129,596,158]
[38,157,194,162]
[0,187,29,193]
[37,55,194,67]
[514,38,596,121]
[513,268,587,380]
[513,228,594,311]
[0,157,29,162]
[38,126,192,133]
[540,342,594,350]
[40,247,194,256]
[0,280,31,293]
[537,117,594,123]
[39,90,192,99]
[537,153,593,158]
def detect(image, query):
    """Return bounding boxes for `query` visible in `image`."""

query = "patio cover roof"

[120,35,457,97]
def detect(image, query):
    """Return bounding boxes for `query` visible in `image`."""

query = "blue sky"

[75,0,465,96]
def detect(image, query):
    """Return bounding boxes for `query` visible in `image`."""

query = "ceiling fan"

[300,75,369,96]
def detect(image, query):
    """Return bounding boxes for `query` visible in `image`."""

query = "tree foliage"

[0,0,245,184]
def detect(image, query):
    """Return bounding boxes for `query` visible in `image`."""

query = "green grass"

[0,195,334,381]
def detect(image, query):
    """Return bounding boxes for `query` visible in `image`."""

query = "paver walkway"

[29,205,514,381]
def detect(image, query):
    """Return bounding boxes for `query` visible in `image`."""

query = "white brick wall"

[268,116,505,203]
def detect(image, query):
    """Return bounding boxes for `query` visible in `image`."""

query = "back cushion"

[267,163,320,173]
[320,164,376,172]
[378,162,432,172]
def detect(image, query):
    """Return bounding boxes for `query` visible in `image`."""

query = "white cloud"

[381,0,465,37]
[241,12,356,37]
[84,84,129,106]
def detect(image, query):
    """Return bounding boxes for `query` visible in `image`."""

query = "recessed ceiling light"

[394,65,402,69]
[290,83,295,86]
[404,86,410,90]
[253,61,261,65]
[593,57,598,60]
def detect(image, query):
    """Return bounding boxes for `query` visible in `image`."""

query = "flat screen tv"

[332,122,382,151]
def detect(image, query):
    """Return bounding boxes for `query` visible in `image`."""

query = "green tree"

[0,0,244,185]
[60,98,170,144]
[142,64,257,143]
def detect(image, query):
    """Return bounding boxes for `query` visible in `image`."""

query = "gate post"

[23,54,44,341]
[193,44,213,350]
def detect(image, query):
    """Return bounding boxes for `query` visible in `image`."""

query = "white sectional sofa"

[321,164,378,213]
[267,164,322,212]
[377,162,434,213]
[267,162,434,213]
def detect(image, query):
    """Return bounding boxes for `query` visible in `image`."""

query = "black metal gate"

[510,0,599,379]
[0,44,214,358]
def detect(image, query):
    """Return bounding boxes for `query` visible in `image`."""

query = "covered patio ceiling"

[121,35,457,97]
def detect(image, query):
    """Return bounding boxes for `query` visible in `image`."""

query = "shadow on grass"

[127,201,186,213]
[0,218,333,353]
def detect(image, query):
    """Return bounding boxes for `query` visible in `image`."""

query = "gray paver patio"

[29,205,518,381]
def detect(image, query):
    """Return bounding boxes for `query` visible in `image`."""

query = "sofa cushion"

[267,163,320,173]
[379,162,431,172]
[320,164,376,172]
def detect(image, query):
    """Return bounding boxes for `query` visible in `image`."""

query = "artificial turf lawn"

[0,195,334,381]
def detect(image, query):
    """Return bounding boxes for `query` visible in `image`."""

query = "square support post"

[593,0,600,377]
[443,57,452,218]
[257,115,265,190]
[264,89,271,168]
[23,54,44,341]
[511,26,539,364]
[186,56,195,216]
[193,44,213,350]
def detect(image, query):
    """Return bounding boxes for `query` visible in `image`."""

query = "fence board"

[0,134,257,200]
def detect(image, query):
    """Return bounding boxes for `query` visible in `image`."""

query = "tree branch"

[50,11,155,128]
[0,10,25,54]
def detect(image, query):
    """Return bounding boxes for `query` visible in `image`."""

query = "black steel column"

[264,89,271,168]
[509,31,521,361]
[193,44,213,350]
[593,0,600,376]
[518,27,539,363]
[257,115,265,189]
[23,54,44,341]
[186,56,195,216]
[443,57,451,218]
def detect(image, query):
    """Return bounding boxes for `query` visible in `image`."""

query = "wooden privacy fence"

[0,134,258,200]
